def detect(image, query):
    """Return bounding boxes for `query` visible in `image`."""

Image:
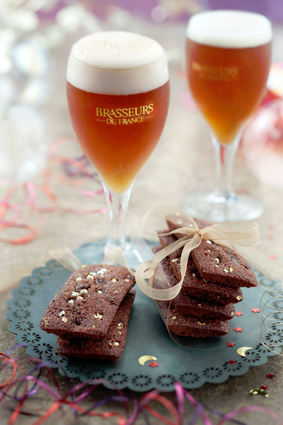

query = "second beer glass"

[185,11,272,221]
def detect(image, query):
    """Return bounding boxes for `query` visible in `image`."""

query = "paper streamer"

[0,138,106,245]
[0,348,282,425]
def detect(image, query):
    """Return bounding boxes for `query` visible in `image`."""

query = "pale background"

[0,1,282,424]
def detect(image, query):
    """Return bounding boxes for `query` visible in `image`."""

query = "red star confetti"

[251,308,260,313]
[269,254,277,260]
[266,373,276,379]
[266,234,274,240]
[227,360,237,365]
[234,311,243,316]
[226,342,236,348]
[260,385,269,390]
[234,327,243,332]
[267,224,275,230]
[149,362,159,368]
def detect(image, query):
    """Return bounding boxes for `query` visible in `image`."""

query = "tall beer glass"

[67,31,169,262]
[186,11,272,221]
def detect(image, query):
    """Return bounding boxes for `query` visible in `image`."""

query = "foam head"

[187,10,272,48]
[67,31,169,95]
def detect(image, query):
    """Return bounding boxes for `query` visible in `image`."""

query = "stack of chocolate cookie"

[40,265,135,360]
[155,220,257,338]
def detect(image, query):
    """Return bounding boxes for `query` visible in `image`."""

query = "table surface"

[0,21,283,425]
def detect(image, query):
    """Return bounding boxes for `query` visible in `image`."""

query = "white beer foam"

[67,31,169,95]
[187,10,272,48]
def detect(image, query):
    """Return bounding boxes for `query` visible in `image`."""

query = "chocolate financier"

[155,238,243,304]
[40,265,135,339]
[57,291,135,361]
[165,219,257,288]
[156,252,236,320]
[157,301,230,338]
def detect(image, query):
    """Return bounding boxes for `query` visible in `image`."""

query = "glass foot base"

[79,237,152,270]
[184,191,264,222]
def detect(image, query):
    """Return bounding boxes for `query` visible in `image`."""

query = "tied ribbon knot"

[135,211,260,301]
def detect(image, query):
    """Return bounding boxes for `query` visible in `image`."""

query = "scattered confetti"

[269,254,277,260]
[249,388,269,398]
[138,355,158,366]
[226,342,236,348]
[237,347,253,358]
[234,327,243,333]
[267,234,274,240]
[266,373,276,379]
[251,308,260,313]
[227,360,236,365]
[234,312,243,317]
[261,385,269,390]
[149,362,159,368]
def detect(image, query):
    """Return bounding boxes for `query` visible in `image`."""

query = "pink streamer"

[80,189,104,197]
[175,382,185,417]
[216,405,283,425]
[184,388,213,425]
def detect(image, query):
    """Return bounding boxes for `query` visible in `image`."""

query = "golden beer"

[67,82,169,193]
[186,11,272,144]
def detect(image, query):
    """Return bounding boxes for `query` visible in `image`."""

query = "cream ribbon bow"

[135,211,260,301]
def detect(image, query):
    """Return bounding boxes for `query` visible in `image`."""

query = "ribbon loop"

[135,207,260,301]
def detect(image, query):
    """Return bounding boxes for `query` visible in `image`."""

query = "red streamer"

[9,394,29,425]
[141,391,180,425]
[0,353,17,388]
[0,221,38,245]
[0,138,106,245]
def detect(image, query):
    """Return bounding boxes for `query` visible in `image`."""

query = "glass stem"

[102,181,133,251]
[211,133,240,201]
